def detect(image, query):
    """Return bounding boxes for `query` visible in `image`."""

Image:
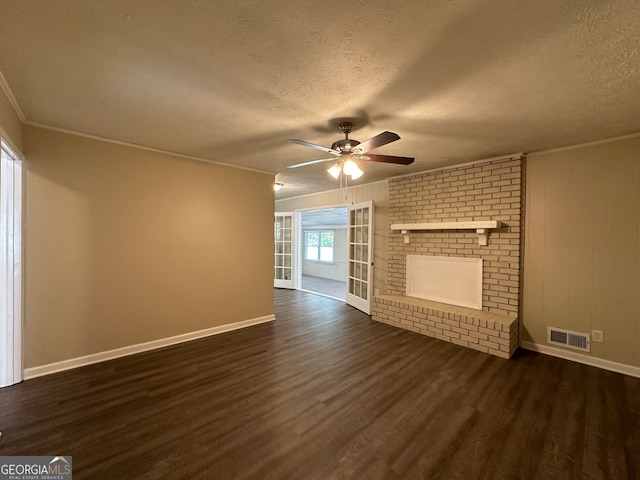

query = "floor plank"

[0,289,639,479]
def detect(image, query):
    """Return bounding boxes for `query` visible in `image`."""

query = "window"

[305,230,334,262]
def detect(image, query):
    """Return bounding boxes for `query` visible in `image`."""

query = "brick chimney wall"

[387,157,524,317]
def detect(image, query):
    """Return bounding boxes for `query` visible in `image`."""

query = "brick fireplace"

[371,155,524,358]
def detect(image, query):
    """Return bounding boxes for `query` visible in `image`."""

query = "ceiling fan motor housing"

[332,121,360,153]
[331,138,360,153]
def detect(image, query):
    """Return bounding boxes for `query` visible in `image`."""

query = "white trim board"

[23,314,276,380]
[521,341,640,379]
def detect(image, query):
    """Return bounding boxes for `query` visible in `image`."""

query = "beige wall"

[0,85,22,152]
[24,125,274,368]
[275,181,389,293]
[523,136,640,368]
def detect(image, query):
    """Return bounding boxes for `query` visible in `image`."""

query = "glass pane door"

[274,212,295,289]
[346,201,373,314]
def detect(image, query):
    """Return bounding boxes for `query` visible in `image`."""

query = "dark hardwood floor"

[1,289,639,479]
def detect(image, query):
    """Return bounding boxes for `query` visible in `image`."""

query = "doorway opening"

[299,207,347,301]
[274,201,373,314]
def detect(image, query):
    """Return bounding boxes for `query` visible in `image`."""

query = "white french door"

[274,212,295,289]
[346,201,373,314]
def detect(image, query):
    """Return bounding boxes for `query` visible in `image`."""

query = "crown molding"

[527,131,640,157]
[0,69,26,122]
[24,121,275,176]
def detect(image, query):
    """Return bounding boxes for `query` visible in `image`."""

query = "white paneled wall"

[523,136,640,369]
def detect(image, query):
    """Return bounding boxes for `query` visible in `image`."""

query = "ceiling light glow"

[327,163,342,179]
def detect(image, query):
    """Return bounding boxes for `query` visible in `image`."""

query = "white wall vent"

[547,327,590,352]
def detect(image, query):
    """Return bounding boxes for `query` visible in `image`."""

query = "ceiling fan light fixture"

[327,163,342,179]
[342,158,363,178]
[349,167,364,180]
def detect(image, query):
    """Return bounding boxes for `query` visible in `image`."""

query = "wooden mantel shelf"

[390,221,502,246]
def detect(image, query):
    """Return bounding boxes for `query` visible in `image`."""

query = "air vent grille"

[547,327,590,352]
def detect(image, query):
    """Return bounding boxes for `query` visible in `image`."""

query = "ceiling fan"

[287,122,414,180]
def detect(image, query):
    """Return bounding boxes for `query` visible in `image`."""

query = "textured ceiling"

[0,0,639,198]
[301,207,348,229]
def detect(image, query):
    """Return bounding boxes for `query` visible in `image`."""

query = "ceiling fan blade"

[287,157,337,169]
[287,139,341,156]
[362,153,415,165]
[352,131,400,154]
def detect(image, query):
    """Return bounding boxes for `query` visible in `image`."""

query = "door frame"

[294,204,349,295]
[0,139,23,387]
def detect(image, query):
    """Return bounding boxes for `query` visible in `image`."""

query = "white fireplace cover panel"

[406,255,483,310]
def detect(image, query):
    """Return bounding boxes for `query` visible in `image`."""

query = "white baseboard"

[521,341,640,378]
[24,314,276,380]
